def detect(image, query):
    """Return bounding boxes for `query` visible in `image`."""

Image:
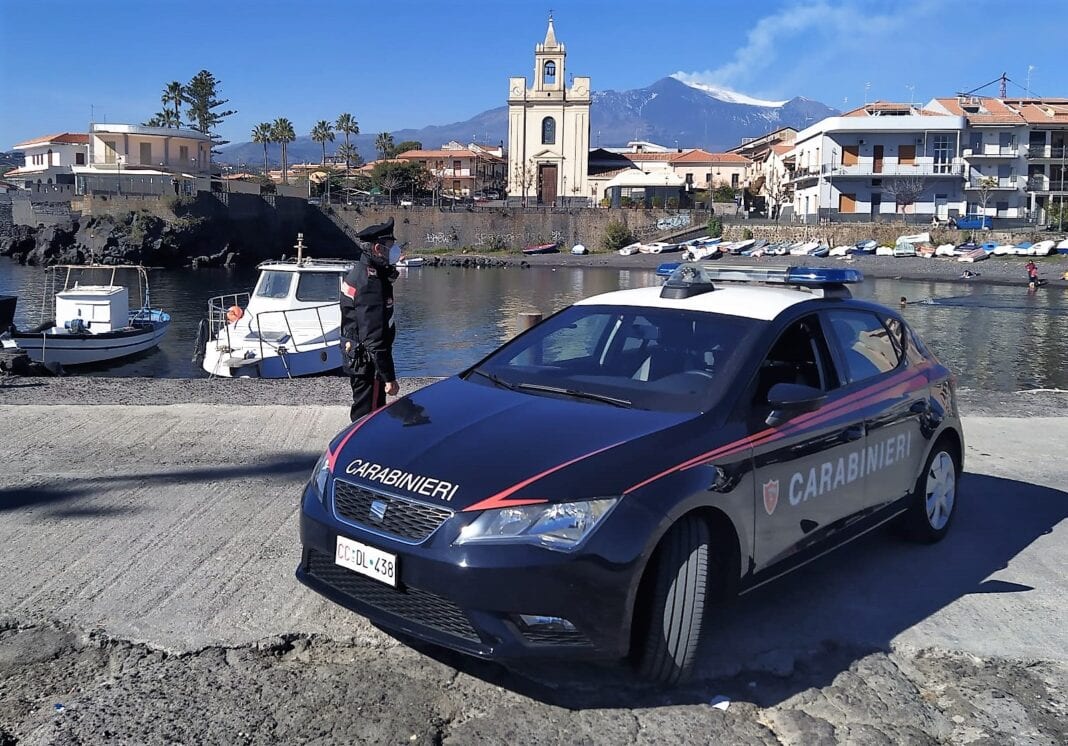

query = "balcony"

[1028,175,1068,193]
[1027,145,1068,159]
[964,176,1025,190]
[825,162,966,177]
[962,146,1023,158]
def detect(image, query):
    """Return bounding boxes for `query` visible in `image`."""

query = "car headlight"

[311,451,331,503]
[454,498,618,551]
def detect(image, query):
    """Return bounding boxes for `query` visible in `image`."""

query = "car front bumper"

[296,481,653,661]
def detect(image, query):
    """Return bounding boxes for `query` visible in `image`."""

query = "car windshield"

[467,305,763,412]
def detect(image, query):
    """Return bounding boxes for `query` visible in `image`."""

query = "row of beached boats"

[627,233,1068,264]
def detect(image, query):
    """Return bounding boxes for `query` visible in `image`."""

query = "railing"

[963,146,1022,157]
[965,176,1024,189]
[1027,146,1068,159]
[825,162,966,177]
[207,291,338,377]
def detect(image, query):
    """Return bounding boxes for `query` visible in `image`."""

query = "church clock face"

[511,84,523,97]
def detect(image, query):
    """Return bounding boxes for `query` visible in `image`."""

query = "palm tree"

[271,118,296,184]
[375,132,395,160]
[251,123,273,176]
[163,81,184,127]
[335,113,359,175]
[311,120,335,166]
[146,109,179,128]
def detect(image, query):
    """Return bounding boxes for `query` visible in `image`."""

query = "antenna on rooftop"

[294,233,306,264]
[864,82,871,104]
[999,72,1007,97]
[1026,65,1035,97]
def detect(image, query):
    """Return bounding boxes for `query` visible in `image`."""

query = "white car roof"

[574,284,819,321]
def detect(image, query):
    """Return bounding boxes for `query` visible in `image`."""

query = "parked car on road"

[297,264,964,685]
[952,215,992,230]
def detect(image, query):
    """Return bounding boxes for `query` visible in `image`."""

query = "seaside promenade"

[0,378,1065,743]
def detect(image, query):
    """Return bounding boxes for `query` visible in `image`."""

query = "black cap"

[356,217,395,242]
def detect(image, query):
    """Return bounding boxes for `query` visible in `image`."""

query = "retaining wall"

[719,222,1042,247]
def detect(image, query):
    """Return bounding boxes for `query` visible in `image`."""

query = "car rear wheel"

[634,515,710,685]
[902,442,959,543]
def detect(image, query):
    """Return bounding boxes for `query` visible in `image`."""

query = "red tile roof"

[670,150,750,165]
[13,132,89,148]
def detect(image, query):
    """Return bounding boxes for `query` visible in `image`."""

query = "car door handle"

[844,425,865,441]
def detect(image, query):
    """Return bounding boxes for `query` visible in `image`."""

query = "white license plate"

[335,535,398,587]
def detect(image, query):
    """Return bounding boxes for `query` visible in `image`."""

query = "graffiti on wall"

[472,230,565,248]
[655,213,692,231]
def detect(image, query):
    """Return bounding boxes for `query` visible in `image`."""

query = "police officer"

[341,217,401,421]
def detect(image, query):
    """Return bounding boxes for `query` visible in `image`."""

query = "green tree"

[712,184,736,202]
[375,132,395,159]
[163,81,184,127]
[184,70,236,135]
[708,216,723,238]
[311,120,335,166]
[393,140,423,155]
[271,118,296,184]
[601,219,634,251]
[251,122,273,176]
[335,113,359,174]
[371,160,428,201]
[145,109,178,128]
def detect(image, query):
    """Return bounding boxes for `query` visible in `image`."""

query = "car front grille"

[305,550,479,642]
[333,479,453,543]
[520,627,593,647]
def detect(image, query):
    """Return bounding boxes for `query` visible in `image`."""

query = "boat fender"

[226,305,244,323]
[192,318,209,362]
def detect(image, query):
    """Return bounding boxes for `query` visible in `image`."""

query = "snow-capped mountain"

[219,77,836,165]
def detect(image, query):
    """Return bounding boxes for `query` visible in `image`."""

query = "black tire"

[901,440,960,543]
[634,515,710,685]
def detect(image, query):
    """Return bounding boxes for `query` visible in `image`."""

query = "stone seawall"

[329,205,712,250]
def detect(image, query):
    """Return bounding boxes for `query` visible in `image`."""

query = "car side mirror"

[765,383,825,427]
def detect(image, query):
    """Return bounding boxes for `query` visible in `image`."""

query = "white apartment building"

[73,123,213,195]
[788,102,967,223]
[6,133,89,187]
[789,97,1068,224]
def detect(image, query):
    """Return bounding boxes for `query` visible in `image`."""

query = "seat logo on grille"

[370,499,388,522]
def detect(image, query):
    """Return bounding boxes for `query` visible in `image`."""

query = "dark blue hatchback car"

[298,265,964,684]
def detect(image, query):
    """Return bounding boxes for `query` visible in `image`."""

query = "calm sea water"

[2,257,1066,391]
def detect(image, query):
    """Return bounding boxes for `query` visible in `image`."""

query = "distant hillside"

[218,77,836,166]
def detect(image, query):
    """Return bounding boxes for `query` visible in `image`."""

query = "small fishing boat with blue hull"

[0,264,170,367]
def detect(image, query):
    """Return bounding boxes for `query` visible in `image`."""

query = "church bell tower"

[507,15,591,206]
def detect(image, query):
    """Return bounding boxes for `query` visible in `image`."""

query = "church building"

[507,16,591,206]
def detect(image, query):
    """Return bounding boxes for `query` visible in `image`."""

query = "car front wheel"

[903,442,959,543]
[634,515,710,685]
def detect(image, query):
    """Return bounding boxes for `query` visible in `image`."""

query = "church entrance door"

[538,164,558,206]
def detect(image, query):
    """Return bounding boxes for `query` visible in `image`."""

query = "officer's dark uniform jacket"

[340,245,396,382]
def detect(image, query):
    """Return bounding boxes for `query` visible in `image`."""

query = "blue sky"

[1,0,1064,148]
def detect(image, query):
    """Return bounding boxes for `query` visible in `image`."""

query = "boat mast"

[294,233,306,265]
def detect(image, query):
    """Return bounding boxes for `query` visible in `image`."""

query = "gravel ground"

[459,248,1068,287]
[2,375,1067,417]
[1,622,1064,746]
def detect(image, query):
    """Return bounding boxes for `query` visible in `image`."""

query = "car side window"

[825,310,902,384]
[753,314,838,404]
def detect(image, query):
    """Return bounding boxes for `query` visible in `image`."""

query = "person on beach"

[340,217,401,422]
[1025,260,1039,290]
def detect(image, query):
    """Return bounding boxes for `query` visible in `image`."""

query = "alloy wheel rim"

[924,451,956,530]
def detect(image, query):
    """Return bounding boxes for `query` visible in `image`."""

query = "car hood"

[327,376,695,511]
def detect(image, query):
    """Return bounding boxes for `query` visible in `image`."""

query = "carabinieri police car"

[297,264,963,684]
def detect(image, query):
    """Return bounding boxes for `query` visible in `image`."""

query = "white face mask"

[388,241,402,265]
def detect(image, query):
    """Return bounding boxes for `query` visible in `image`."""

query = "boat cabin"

[56,285,128,333]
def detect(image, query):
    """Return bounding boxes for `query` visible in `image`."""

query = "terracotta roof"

[670,150,750,165]
[771,144,793,155]
[13,132,89,148]
[1009,100,1068,124]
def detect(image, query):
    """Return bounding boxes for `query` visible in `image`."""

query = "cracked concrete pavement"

[0,380,1065,744]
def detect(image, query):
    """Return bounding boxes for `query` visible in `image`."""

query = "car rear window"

[825,310,901,383]
[470,305,763,412]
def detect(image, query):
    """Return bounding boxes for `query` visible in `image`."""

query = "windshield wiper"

[469,368,517,391]
[514,382,632,408]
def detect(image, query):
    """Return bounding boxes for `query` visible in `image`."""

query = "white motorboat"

[896,231,931,245]
[1,264,170,367]
[829,245,853,256]
[789,241,820,256]
[638,242,681,254]
[958,248,989,263]
[1028,240,1056,256]
[618,242,642,256]
[682,244,721,261]
[197,235,356,378]
[397,256,425,268]
[935,243,958,257]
